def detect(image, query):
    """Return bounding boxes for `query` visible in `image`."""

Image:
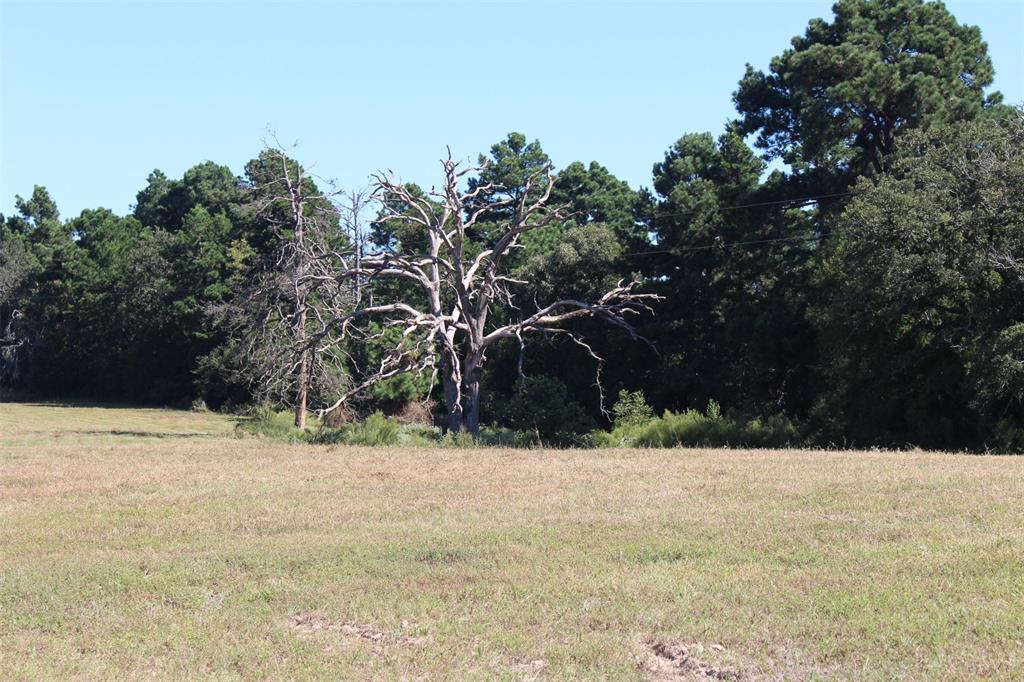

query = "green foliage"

[552,160,648,251]
[466,132,551,243]
[236,407,311,443]
[989,420,1024,455]
[436,429,479,449]
[518,224,625,302]
[312,412,400,446]
[14,186,60,226]
[812,108,1024,448]
[643,126,819,418]
[735,0,998,179]
[612,389,653,429]
[239,409,404,447]
[364,324,434,407]
[506,376,596,446]
[597,400,799,449]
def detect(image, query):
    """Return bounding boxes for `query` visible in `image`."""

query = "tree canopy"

[734,0,999,182]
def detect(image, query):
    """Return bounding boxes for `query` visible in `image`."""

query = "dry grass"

[1,403,1023,680]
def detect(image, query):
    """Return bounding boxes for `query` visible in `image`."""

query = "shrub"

[437,430,479,448]
[431,426,540,449]
[396,423,443,446]
[506,376,596,446]
[311,411,400,446]
[612,389,654,429]
[235,406,311,443]
[346,411,400,446]
[598,399,799,449]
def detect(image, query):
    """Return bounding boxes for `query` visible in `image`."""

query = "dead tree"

[339,187,372,307]
[214,144,349,428]
[311,151,659,434]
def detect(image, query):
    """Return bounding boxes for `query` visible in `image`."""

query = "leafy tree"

[134,162,243,232]
[734,0,1000,183]
[14,186,60,227]
[132,170,172,228]
[643,127,818,416]
[552,160,647,252]
[364,323,434,409]
[466,132,552,246]
[517,152,652,409]
[812,108,1024,448]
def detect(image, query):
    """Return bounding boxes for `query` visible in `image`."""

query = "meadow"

[2,403,1023,679]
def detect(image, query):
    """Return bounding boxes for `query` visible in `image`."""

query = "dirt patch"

[287,612,426,651]
[641,638,744,681]
[511,658,548,681]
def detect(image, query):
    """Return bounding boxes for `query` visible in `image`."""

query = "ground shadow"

[71,429,220,439]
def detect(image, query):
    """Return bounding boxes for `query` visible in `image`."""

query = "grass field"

[2,403,1023,680]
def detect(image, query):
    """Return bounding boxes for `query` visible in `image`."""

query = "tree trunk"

[440,354,463,433]
[462,350,483,434]
[294,196,308,430]
[463,374,481,434]
[295,360,308,428]
[294,303,308,429]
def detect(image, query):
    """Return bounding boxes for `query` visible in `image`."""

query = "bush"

[235,406,311,443]
[437,430,479,448]
[612,389,654,429]
[597,399,799,449]
[506,376,596,446]
[345,411,400,446]
[237,408,401,447]
[396,423,443,446]
[310,411,400,446]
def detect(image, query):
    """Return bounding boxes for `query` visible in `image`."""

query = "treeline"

[3,0,1023,450]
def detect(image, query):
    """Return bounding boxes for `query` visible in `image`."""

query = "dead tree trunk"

[462,358,483,433]
[212,142,347,425]
[341,188,371,308]
[285,152,311,429]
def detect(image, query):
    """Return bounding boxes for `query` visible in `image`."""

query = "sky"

[2,0,1022,219]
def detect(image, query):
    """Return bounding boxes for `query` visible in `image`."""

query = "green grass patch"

[3,403,1023,678]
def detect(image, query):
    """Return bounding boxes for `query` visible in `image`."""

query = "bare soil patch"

[286,612,427,652]
[642,638,745,681]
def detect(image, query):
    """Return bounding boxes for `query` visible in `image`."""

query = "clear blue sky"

[2,0,1022,219]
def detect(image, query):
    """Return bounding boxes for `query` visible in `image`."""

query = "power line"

[623,231,832,257]
[621,189,855,257]
[648,190,859,222]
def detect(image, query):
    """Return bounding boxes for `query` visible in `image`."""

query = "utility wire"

[623,231,832,257]
[646,190,858,221]
[621,189,856,257]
